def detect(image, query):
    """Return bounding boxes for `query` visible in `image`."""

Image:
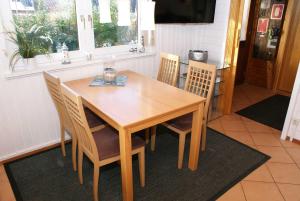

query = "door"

[222,0,245,114]
[235,0,256,85]
[277,0,300,93]
[246,0,287,88]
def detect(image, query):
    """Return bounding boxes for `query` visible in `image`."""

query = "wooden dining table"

[64,70,206,201]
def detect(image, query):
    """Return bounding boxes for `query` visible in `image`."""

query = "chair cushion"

[84,107,105,128]
[167,113,192,131]
[93,127,145,160]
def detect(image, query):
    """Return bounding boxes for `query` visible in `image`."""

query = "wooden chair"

[43,72,105,171]
[157,52,180,86]
[61,84,145,201]
[150,60,216,169]
[145,53,180,144]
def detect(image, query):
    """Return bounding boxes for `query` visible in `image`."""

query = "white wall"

[282,62,300,140]
[0,0,231,161]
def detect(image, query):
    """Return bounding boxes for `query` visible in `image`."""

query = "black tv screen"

[154,0,216,23]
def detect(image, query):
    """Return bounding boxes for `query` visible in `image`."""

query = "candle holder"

[103,67,117,83]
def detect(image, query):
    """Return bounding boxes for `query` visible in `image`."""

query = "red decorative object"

[271,4,284,20]
[257,18,269,33]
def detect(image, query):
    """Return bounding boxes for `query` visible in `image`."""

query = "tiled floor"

[212,84,300,201]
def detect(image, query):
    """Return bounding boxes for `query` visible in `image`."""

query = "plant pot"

[18,57,37,70]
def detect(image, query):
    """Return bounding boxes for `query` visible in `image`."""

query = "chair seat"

[93,127,145,160]
[167,113,193,132]
[84,108,105,128]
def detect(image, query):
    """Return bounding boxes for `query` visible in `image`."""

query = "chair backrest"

[157,52,180,86]
[61,84,99,161]
[184,60,217,119]
[43,71,74,134]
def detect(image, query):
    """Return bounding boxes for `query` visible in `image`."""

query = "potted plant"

[6,22,53,72]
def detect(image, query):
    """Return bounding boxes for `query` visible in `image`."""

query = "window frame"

[0,0,142,72]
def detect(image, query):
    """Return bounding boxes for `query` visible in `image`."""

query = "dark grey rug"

[236,95,290,130]
[5,127,270,201]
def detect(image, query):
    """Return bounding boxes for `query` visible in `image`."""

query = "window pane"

[92,0,138,48]
[10,0,79,53]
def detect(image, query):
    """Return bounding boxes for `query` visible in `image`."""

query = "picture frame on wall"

[271,4,285,20]
[257,18,269,33]
[260,0,271,9]
[267,38,278,49]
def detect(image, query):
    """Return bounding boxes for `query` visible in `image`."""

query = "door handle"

[80,15,86,29]
[88,15,93,29]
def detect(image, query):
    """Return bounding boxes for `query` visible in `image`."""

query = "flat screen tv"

[154,0,216,24]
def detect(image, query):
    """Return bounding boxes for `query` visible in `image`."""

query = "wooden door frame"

[273,0,300,93]
[222,0,298,113]
[222,0,245,114]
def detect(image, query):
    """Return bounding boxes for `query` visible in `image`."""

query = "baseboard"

[276,90,291,97]
[0,138,71,164]
[288,137,300,145]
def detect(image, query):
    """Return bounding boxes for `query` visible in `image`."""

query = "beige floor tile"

[280,140,300,148]
[241,181,284,201]
[271,128,282,136]
[257,146,294,163]
[277,183,300,201]
[267,163,300,184]
[251,133,282,146]
[245,144,258,150]
[244,164,274,182]
[207,119,223,132]
[220,119,247,132]
[285,148,300,165]
[217,183,246,201]
[219,114,242,121]
[270,132,282,139]
[223,130,255,145]
[244,121,274,133]
[239,116,255,123]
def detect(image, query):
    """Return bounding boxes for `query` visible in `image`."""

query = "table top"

[64,70,205,128]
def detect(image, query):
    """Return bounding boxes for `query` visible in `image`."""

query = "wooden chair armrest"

[90,124,107,133]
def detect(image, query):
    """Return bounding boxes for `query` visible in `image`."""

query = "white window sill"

[4,51,156,80]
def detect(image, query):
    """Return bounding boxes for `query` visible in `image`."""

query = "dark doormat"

[236,95,290,130]
[5,127,270,201]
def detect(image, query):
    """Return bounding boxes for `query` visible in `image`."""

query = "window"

[10,0,79,53]
[92,0,138,48]
[5,0,140,58]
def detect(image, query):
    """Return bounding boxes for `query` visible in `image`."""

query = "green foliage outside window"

[12,0,79,54]
[8,0,138,61]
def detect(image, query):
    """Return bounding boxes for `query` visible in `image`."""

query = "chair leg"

[72,135,77,171]
[78,148,83,184]
[178,134,186,169]
[150,126,157,151]
[201,124,207,151]
[93,165,100,201]
[145,129,150,144]
[138,148,145,187]
[60,124,66,157]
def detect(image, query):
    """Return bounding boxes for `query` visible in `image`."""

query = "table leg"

[119,128,133,201]
[188,102,204,170]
